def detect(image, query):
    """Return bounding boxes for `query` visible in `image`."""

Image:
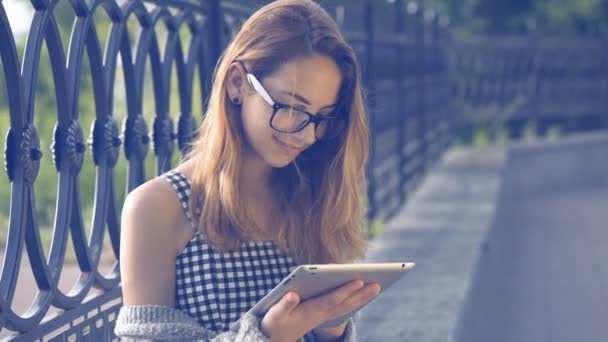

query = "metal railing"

[0,0,451,339]
[451,34,608,141]
[0,0,213,339]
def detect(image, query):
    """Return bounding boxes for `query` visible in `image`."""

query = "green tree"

[475,0,535,33]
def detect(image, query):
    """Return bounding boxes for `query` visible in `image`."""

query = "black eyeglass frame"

[236,61,347,140]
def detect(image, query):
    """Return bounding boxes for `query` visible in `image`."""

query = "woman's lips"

[273,136,302,156]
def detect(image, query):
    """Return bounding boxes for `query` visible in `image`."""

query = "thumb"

[277,291,300,314]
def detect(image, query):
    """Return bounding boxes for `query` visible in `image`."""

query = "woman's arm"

[115,179,274,341]
[119,178,182,308]
[114,304,271,341]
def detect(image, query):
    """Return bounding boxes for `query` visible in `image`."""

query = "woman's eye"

[319,110,335,117]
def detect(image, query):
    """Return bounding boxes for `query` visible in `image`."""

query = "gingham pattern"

[162,170,296,333]
[163,170,197,227]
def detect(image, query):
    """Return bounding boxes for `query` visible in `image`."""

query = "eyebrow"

[279,90,337,110]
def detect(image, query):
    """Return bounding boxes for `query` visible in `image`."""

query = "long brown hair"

[186,0,369,264]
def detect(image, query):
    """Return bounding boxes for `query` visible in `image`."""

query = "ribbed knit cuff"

[114,305,211,341]
[341,319,357,342]
[116,304,197,323]
[229,312,272,342]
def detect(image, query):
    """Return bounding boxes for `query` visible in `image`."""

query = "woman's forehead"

[263,54,342,106]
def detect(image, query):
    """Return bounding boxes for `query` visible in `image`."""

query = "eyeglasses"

[238,62,347,140]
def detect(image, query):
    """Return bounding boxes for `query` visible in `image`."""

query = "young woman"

[114,0,380,341]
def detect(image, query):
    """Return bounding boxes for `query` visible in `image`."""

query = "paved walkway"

[455,133,608,342]
[357,131,608,342]
[357,145,507,341]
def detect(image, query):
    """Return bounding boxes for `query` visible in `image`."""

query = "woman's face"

[229,54,342,169]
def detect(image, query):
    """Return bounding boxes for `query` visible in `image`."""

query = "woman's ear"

[226,62,247,105]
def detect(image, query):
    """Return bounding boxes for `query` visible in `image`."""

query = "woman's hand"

[260,280,381,342]
[312,321,349,342]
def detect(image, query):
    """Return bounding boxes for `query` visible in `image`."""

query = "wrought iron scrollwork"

[0,0,211,338]
[4,127,18,182]
[123,114,150,161]
[105,117,122,167]
[21,124,42,184]
[178,114,196,154]
[153,116,175,156]
[90,117,121,167]
[52,120,86,174]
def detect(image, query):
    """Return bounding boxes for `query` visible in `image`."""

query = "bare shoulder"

[119,175,187,306]
[121,176,186,250]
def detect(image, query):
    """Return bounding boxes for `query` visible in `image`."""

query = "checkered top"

[162,170,296,333]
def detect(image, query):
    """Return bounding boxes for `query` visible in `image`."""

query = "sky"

[3,0,34,37]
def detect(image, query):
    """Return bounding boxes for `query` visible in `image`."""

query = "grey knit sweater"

[114,304,357,342]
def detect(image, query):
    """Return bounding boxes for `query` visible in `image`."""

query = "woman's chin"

[266,155,297,169]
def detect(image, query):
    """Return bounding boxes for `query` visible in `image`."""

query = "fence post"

[394,0,407,208]
[603,35,608,129]
[203,0,225,106]
[430,13,440,163]
[364,0,377,223]
[439,16,454,152]
[520,31,541,139]
[414,2,427,180]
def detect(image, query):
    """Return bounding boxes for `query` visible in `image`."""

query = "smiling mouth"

[273,136,303,155]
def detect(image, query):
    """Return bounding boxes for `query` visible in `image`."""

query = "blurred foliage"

[426,0,608,35]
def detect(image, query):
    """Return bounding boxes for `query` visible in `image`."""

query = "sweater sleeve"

[114,304,271,342]
[114,305,358,342]
[311,318,358,342]
[340,319,357,342]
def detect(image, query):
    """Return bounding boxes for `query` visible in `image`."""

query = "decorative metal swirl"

[20,124,42,184]
[0,0,211,338]
[66,120,86,174]
[4,128,18,182]
[105,117,122,167]
[52,120,85,174]
[89,117,121,168]
[178,114,196,154]
[153,116,175,156]
[123,114,150,161]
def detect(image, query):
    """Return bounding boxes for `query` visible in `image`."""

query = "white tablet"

[246,262,415,328]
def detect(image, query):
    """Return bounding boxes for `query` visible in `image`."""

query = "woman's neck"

[239,149,273,199]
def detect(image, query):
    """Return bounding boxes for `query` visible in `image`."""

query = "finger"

[277,291,300,314]
[300,280,364,315]
[321,280,365,304]
[263,291,300,329]
[339,283,381,311]
[261,292,301,338]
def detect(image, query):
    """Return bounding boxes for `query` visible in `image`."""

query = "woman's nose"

[292,122,316,146]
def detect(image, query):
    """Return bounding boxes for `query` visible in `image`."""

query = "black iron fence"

[452,34,608,141]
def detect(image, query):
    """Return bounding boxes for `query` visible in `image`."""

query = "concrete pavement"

[357,131,608,342]
[357,144,507,341]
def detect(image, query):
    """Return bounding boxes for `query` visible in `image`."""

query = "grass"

[464,122,563,147]
[368,219,385,239]
[546,126,561,140]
